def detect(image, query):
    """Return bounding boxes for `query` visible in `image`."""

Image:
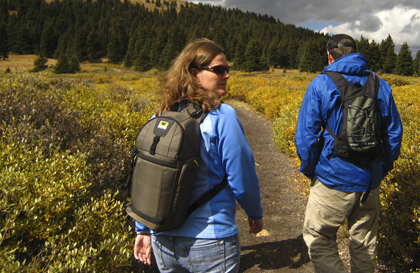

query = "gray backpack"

[125,101,227,232]
[323,72,382,204]
[323,72,382,159]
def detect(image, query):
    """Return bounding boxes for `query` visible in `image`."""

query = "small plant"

[54,54,81,74]
[4,67,10,74]
[31,55,48,72]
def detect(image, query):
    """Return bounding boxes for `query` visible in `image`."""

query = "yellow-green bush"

[0,72,158,271]
[377,79,420,271]
[227,71,313,156]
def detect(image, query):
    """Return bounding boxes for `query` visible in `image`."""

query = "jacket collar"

[322,53,370,76]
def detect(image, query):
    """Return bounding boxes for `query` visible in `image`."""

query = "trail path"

[228,101,315,273]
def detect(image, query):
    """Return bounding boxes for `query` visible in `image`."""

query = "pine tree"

[287,40,300,69]
[367,40,381,72]
[87,28,103,63]
[150,28,168,67]
[54,27,75,60]
[383,45,397,74]
[124,36,136,68]
[168,24,185,58]
[31,54,48,72]
[243,39,265,72]
[0,22,9,60]
[395,42,414,76]
[277,40,289,69]
[380,35,394,70]
[357,36,370,58]
[413,50,420,77]
[70,56,81,73]
[40,21,58,58]
[134,48,152,72]
[73,25,90,62]
[159,42,178,70]
[107,18,128,64]
[233,38,246,71]
[299,40,324,73]
[54,54,71,74]
[267,40,280,68]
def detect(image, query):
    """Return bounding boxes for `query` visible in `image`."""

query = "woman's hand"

[248,217,264,234]
[134,234,152,265]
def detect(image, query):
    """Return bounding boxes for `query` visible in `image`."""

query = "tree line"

[0,0,419,76]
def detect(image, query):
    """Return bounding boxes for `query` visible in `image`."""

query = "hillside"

[0,0,330,73]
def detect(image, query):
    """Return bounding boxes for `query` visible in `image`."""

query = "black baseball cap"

[326,34,357,51]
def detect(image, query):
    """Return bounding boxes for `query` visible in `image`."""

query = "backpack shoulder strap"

[186,175,228,217]
[323,71,355,98]
[172,99,208,124]
[184,102,207,123]
[366,72,380,97]
[321,71,348,142]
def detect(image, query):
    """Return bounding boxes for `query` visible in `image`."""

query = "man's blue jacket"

[295,53,403,192]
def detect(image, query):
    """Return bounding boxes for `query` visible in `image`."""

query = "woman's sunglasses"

[198,65,230,75]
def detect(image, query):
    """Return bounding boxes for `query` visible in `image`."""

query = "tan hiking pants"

[303,179,380,273]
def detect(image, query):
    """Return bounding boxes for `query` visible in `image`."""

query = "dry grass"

[42,0,188,12]
[0,54,56,73]
[0,54,135,75]
[129,0,188,11]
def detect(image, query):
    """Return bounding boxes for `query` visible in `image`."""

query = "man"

[295,34,403,272]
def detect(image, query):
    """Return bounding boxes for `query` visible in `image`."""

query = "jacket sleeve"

[294,79,324,179]
[378,80,403,175]
[134,221,151,234]
[215,106,263,221]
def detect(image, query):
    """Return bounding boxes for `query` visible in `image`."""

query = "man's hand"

[134,234,152,265]
[248,217,263,234]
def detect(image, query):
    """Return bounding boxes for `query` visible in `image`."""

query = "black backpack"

[125,100,227,232]
[323,71,382,159]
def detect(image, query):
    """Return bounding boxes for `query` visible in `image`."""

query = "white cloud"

[320,6,420,53]
[189,0,225,5]
[188,1,420,55]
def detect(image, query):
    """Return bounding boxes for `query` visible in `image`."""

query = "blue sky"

[297,21,338,32]
[188,0,420,57]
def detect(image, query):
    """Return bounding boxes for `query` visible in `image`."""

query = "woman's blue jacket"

[136,103,263,238]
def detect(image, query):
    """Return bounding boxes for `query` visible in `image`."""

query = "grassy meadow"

[1,55,419,271]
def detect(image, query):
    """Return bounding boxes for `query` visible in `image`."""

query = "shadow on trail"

[239,235,310,271]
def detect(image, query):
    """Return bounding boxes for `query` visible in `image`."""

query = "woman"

[134,38,263,272]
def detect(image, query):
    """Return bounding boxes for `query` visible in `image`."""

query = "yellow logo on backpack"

[158,121,169,130]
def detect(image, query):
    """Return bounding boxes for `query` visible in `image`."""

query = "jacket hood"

[323,53,370,76]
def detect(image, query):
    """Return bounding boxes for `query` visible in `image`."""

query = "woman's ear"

[190,68,198,78]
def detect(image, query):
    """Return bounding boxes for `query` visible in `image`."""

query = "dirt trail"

[229,101,314,273]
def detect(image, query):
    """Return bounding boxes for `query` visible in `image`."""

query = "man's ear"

[327,51,335,64]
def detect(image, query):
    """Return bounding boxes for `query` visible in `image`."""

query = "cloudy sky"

[188,0,420,56]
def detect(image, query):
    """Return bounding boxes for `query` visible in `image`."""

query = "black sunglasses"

[199,65,230,75]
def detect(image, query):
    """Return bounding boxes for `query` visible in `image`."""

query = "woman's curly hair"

[156,38,225,115]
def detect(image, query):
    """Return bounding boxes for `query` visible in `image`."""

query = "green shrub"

[376,83,420,271]
[0,73,157,271]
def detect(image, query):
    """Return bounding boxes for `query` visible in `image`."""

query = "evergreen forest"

[1,0,419,75]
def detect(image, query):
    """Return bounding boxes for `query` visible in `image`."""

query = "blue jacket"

[295,53,403,192]
[136,103,263,238]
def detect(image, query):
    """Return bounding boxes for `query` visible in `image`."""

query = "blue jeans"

[151,234,240,272]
